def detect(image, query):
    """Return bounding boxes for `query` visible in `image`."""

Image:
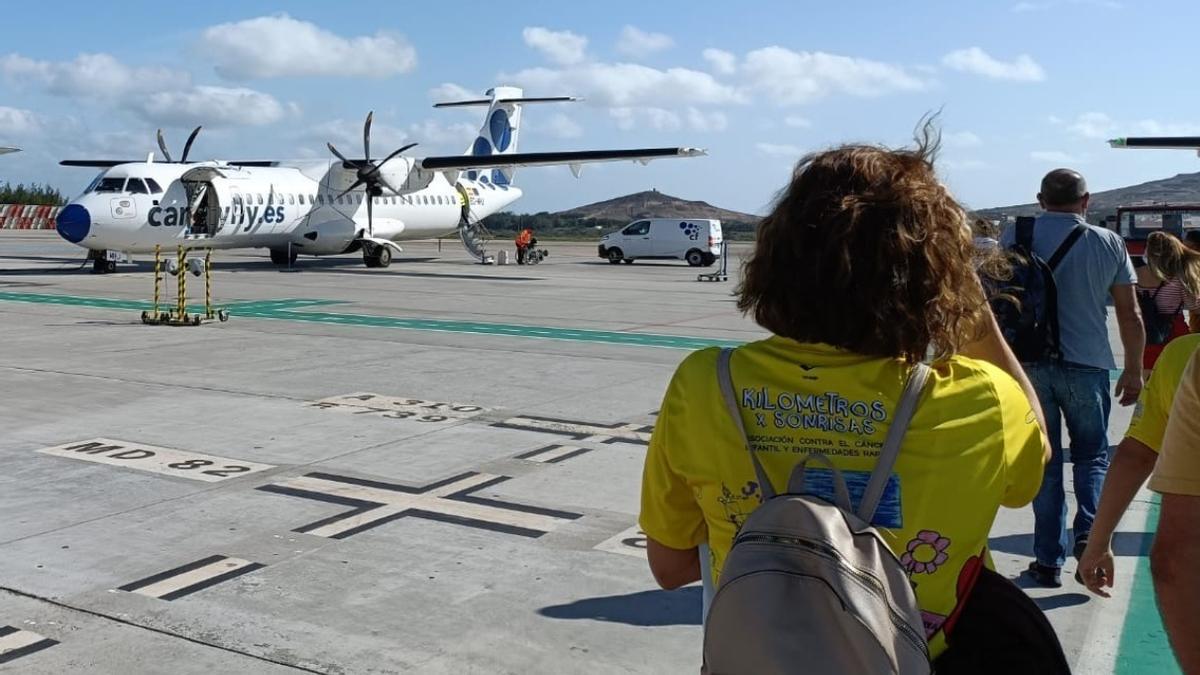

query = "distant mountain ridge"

[552,189,761,225]
[977,171,1200,220]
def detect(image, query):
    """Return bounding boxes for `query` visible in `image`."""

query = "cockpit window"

[94,177,126,193]
[145,178,163,194]
[126,179,149,194]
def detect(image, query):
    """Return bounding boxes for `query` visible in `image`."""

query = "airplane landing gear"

[269,247,298,265]
[91,252,116,274]
[363,243,392,268]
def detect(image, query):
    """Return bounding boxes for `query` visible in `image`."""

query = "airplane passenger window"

[145,178,163,194]
[94,177,126,193]
[126,179,149,194]
[257,194,264,205]
[288,194,295,205]
[337,196,344,204]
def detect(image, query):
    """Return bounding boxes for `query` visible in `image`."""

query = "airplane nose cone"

[56,204,90,244]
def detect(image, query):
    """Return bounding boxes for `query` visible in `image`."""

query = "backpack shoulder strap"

[857,362,931,522]
[1046,225,1087,270]
[1015,216,1035,250]
[717,348,776,499]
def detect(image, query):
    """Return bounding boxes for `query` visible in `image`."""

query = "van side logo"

[679,221,700,240]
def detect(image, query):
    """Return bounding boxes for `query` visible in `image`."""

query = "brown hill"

[554,189,760,225]
[977,171,1200,220]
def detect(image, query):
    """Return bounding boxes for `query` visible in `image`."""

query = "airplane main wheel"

[270,247,297,265]
[376,246,392,268]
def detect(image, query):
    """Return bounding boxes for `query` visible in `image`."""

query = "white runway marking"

[0,626,58,664]
[38,439,274,482]
[594,526,649,559]
[515,444,591,463]
[118,555,265,601]
[259,471,582,539]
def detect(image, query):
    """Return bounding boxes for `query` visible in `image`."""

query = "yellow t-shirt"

[639,338,1045,658]
[1127,334,1200,452]
[1151,350,1200,496]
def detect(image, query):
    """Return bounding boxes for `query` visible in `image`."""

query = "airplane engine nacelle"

[397,166,436,193]
[379,157,415,192]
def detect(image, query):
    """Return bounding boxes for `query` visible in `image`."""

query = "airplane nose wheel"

[363,243,392,268]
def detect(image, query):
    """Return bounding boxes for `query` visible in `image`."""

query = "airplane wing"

[0,147,20,155]
[417,147,705,171]
[60,160,138,167]
[1109,137,1200,149]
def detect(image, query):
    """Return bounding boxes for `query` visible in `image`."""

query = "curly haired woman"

[639,125,1059,672]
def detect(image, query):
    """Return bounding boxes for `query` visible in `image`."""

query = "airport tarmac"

[0,232,1175,673]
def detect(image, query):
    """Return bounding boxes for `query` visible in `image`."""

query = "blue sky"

[1,0,1197,215]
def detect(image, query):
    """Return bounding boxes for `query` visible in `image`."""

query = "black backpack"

[990,216,1086,363]
[1137,282,1184,346]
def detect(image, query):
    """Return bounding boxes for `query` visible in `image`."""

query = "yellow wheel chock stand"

[141,245,229,325]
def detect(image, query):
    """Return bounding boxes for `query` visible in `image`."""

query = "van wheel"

[686,249,705,267]
[702,253,716,267]
[607,248,624,264]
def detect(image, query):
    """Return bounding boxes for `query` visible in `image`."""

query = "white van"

[598,218,723,266]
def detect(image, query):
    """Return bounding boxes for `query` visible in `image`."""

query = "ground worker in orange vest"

[515,228,534,265]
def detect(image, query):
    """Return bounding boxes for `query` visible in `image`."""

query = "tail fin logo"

[490,110,512,152]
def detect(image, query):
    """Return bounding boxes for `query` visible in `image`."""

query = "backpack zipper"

[733,532,930,658]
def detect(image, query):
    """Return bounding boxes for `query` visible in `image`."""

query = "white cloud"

[1,52,180,99]
[610,107,682,131]
[942,47,1045,82]
[756,142,803,157]
[784,115,812,128]
[1030,150,1082,163]
[741,47,930,105]
[502,62,745,107]
[1135,119,1200,136]
[616,26,674,58]
[406,119,477,147]
[135,86,285,127]
[0,52,286,128]
[522,27,588,66]
[198,15,416,79]
[944,131,983,147]
[940,158,989,170]
[703,48,738,75]
[0,106,43,135]
[1067,111,1116,139]
[538,113,583,139]
[686,107,727,132]
[305,117,410,153]
[429,82,476,102]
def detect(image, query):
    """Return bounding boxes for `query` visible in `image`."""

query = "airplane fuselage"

[56,159,520,257]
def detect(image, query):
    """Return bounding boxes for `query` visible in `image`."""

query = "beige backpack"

[702,348,932,674]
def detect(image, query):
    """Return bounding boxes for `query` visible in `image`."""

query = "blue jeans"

[1026,362,1112,569]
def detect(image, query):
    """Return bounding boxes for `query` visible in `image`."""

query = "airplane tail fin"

[434,86,578,186]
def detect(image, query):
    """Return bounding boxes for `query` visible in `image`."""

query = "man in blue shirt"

[1000,169,1144,587]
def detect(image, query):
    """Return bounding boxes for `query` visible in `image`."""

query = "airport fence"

[0,204,61,230]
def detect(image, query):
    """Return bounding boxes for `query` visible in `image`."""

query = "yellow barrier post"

[176,246,186,322]
[205,249,213,319]
[152,245,161,316]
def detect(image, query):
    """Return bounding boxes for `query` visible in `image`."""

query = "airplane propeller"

[156,126,202,163]
[325,111,417,236]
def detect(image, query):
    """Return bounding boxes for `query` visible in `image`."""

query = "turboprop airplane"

[56,86,705,273]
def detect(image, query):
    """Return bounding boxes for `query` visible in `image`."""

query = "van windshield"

[624,221,650,236]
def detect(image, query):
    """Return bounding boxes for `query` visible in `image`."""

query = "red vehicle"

[1109,203,1200,259]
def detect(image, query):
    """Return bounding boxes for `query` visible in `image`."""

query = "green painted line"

[0,291,741,350]
[1115,497,1179,675]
